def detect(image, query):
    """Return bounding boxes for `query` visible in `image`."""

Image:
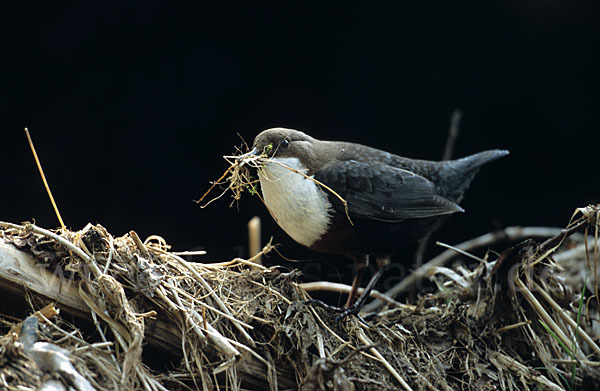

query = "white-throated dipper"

[245,127,508,320]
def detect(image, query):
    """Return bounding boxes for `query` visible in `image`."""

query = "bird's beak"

[236,147,258,166]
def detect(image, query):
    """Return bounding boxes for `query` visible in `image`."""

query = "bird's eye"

[280,139,290,148]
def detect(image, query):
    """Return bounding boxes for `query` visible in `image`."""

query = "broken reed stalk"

[24,128,66,231]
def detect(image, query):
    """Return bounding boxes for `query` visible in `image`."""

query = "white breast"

[258,157,333,247]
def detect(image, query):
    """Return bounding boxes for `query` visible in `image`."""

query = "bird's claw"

[334,304,369,326]
[304,299,344,312]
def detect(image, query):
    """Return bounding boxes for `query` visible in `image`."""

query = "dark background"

[4,2,599,294]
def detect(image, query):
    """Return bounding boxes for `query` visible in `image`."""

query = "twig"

[442,109,462,161]
[497,320,531,333]
[435,241,486,263]
[24,128,66,231]
[170,250,207,256]
[248,216,262,264]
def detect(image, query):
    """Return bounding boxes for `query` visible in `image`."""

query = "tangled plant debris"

[195,145,353,223]
[0,205,599,390]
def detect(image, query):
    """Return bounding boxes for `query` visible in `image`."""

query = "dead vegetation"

[195,145,353,224]
[0,204,599,390]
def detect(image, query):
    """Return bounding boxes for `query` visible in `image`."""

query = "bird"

[243,127,509,320]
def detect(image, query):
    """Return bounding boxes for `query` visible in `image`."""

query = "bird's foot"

[305,299,344,313]
[305,266,387,326]
[305,299,369,326]
[333,302,368,325]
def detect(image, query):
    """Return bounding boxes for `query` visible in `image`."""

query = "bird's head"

[251,127,317,159]
[236,127,339,174]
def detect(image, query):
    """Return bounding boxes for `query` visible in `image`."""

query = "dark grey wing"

[314,160,463,221]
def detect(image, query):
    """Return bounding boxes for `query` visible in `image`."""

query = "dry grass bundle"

[196,147,352,222]
[195,149,263,208]
[0,205,599,390]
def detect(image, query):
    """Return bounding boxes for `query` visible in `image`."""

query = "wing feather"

[314,160,463,221]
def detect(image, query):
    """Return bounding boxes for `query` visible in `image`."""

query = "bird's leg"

[344,257,367,308]
[334,256,391,322]
[307,256,368,312]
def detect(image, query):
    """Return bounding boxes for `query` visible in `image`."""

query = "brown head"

[251,127,340,173]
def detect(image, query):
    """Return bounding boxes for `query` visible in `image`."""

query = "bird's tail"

[439,149,510,202]
[454,149,510,172]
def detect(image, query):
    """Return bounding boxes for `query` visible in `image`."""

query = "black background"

[4,2,599,291]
